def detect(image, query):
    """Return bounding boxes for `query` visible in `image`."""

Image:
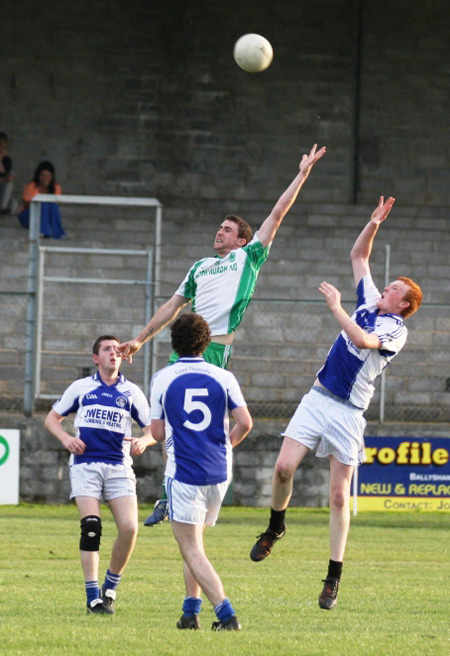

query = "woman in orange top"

[18,161,66,238]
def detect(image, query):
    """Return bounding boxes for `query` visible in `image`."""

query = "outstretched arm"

[118,293,189,363]
[319,281,381,349]
[350,196,395,286]
[257,144,327,247]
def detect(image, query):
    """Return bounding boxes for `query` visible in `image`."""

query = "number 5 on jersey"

[183,389,211,431]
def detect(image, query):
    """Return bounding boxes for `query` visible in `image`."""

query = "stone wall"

[2,413,449,506]
[1,0,449,207]
[2,0,449,417]
[1,199,450,421]
[1,0,450,504]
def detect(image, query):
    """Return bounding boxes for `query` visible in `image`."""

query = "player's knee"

[274,460,294,484]
[80,515,102,551]
[330,488,347,510]
[118,519,138,542]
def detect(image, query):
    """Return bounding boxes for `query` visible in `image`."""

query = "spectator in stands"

[18,160,66,238]
[0,132,17,214]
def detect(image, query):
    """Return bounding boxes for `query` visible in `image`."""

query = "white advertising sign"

[0,429,20,504]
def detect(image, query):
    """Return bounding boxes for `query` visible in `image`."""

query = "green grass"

[0,505,448,655]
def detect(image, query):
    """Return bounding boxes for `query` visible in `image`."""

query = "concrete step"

[1,202,450,421]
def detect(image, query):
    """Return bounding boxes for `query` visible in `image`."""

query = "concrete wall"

[1,0,449,207]
[2,201,450,422]
[0,413,327,506]
[1,1,450,504]
[1,413,449,506]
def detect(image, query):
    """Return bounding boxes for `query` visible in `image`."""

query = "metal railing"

[35,246,153,400]
[24,194,163,415]
[151,294,450,423]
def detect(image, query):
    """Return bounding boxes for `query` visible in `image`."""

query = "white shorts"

[283,387,367,466]
[165,475,230,526]
[69,461,137,501]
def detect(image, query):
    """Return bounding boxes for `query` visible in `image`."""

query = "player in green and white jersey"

[166,220,270,368]
[119,144,326,367]
[118,143,326,524]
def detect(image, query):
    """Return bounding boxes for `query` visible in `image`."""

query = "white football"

[233,33,273,73]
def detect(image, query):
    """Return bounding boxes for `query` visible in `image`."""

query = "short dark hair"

[0,132,7,141]
[223,214,253,245]
[92,335,120,356]
[171,314,211,357]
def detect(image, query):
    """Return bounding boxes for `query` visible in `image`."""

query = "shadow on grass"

[216,506,448,532]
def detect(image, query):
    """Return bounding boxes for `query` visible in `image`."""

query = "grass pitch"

[0,505,448,655]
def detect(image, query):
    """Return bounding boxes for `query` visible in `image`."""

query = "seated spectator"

[18,161,66,238]
[0,132,17,214]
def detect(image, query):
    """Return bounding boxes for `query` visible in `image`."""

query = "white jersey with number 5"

[150,357,247,485]
[174,232,269,336]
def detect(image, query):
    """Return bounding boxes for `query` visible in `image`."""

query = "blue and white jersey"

[317,274,407,410]
[150,357,246,485]
[52,372,151,465]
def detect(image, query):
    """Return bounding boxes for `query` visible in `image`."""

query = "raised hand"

[370,196,395,225]
[299,144,327,179]
[319,280,342,312]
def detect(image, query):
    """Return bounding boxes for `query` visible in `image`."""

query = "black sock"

[268,508,286,535]
[327,559,343,581]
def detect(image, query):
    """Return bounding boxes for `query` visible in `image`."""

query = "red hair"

[397,276,422,318]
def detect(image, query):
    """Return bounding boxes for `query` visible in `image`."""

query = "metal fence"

[151,296,450,423]
[0,291,28,409]
[35,246,153,400]
[2,289,449,421]
[2,202,449,422]
[22,193,162,414]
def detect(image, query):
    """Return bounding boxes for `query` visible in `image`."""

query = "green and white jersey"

[175,232,270,336]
